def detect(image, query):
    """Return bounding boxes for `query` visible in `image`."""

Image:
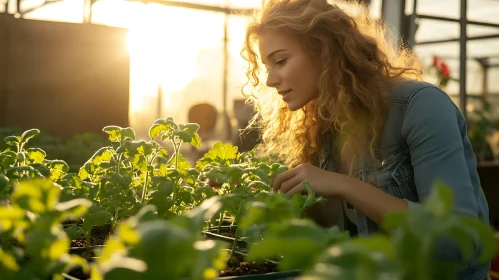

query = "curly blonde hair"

[241,0,422,174]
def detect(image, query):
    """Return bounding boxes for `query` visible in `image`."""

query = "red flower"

[439,61,450,78]
[430,56,451,88]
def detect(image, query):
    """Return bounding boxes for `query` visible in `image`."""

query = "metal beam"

[407,0,418,47]
[126,0,255,15]
[416,33,499,45]
[417,14,499,29]
[460,0,467,118]
[381,0,407,49]
[20,0,65,17]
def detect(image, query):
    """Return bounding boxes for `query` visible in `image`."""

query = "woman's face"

[258,30,321,111]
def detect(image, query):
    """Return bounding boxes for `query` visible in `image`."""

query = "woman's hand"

[272,163,409,225]
[271,163,343,196]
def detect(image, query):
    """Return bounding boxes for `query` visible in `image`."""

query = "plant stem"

[228,235,239,261]
[141,167,150,203]
[171,140,181,204]
[85,232,91,256]
[116,153,122,175]
[112,208,120,231]
[217,212,223,232]
[141,153,158,203]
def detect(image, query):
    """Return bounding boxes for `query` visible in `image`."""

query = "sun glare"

[93,1,203,114]
[25,0,239,135]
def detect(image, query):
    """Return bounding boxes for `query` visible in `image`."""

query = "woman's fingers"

[272,169,297,192]
[285,182,304,195]
[279,176,303,194]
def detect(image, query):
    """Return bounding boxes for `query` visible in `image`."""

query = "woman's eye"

[276,59,287,66]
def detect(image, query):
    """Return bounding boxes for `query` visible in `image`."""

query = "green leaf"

[20,128,40,144]
[425,181,453,218]
[183,123,200,133]
[26,148,46,163]
[178,189,193,204]
[247,219,342,271]
[0,175,9,192]
[149,119,175,140]
[252,168,270,184]
[302,181,316,209]
[86,210,112,227]
[6,165,42,179]
[46,160,70,180]
[78,167,89,180]
[103,126,122,142]
[185,196,223,232]
[248,236,321,271]
[12,179,61,213]
[0,207,25,220]
[190,133,201,148]
[56,198,93,219]
[196,142,238,169]
[227,166,245,183]
[127,219,195,278]
[110,173,133,188]
[407,207,438,236]
[187,168,200,178]
[157,148,169,158]
[64,224,84,240]
[152,177,174,196]
[205,169,229,185]
[239,201,267,230]
[121,127,136,141]
[116,144,126,154]
[133,204,158,224]
[0,248,20,272]
[4,136,20,146]
[458,216,496,263]
[169,154,191,175]
[351,235,395,259]
[82,217,93,233]
[0,151,18,167]
[130,154,147,172]
[382,212,407,232]
[48,160,70,173]
[445,225,475,261]
[174,130,192,143]
[89,147,113,166]
[148,193,174,214]
[306,237,398,279]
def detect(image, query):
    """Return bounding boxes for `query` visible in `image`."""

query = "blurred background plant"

[0,127,107,172]
[467,96,499,162]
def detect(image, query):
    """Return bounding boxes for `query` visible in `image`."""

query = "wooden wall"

[0,14,129,138]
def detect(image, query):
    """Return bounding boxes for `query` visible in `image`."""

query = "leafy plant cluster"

[0,118,496,280]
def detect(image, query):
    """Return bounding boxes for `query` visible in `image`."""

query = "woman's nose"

[266,70,280,88]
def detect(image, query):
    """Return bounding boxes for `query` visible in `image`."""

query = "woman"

[240,0,490,279]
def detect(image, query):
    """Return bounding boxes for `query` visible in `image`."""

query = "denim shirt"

[318,80,490,280]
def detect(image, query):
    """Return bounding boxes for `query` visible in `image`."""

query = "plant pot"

[61,269,301,280]
[218,249,300,279]
[60,248,301,280]
[218,270,300,280]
